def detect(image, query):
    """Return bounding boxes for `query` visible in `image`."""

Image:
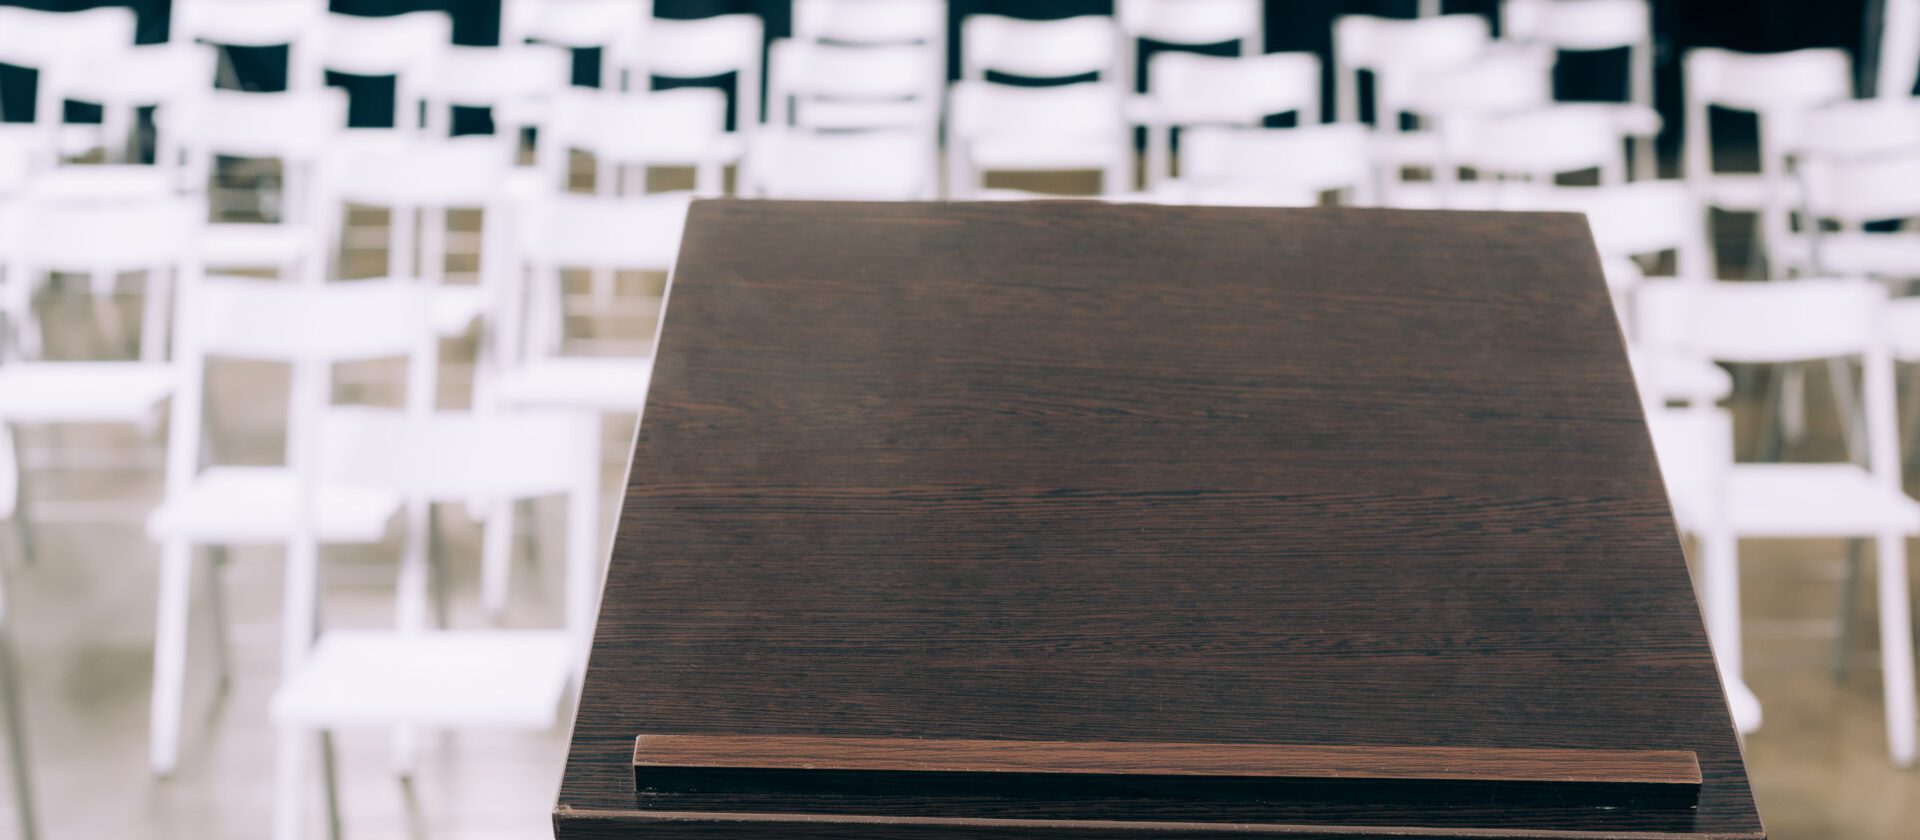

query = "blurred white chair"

[1383,47,1556,207]
[502,0,648,89]
[491,192,690,417]
[961,14,1122,84]
[1682,47,1852,279]
[51,42,217,165]
[1161,123,1375,207]
[546,86,736,196]
[172,0,329,90]
[621,14,766,135]
[1879,0,1920,99]
[1119,0,1262,59]
[416,44,573,151]
[1503,0,1661,179]
[1640,404,1762,733]
[794,0,946,46]
[767,41,944,137]
[1637,278,1920,767]
[948,82,1131,198]
[0,567,36,840]
[744,128,937,200]
[1130,51,1321,190]
[1333,14,1490,128]
[164,88,348,282]
[315,11,454,133]
[1795,127,1920,279]
[3,173,198,363]
[145,276,436,776]
[1440,104,1628,209]
[269,405,600,840]
[0,6,137,155]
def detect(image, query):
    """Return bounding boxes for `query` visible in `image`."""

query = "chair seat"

[200,223,316,268]
[272,630,574,729]
[0,362,172,424]
[147,466,401,544]
[1723,463,1920,536]
[495,357,653,412]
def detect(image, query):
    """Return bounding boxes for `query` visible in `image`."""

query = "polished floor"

[3,198,1920,839]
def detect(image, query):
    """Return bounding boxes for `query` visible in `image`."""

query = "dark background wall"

[0,0,1885,154]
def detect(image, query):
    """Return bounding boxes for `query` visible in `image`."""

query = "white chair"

[163,88,348,282]
[1682,47,1853,278]
[767,40,944,136]
[961,14,1122,84]
[1162,123,1375,207]
[1636,278,1920,766]
[1796,133,1920,280]
[172,0,329,91]
[417,44,572,143]
[1382,47,1558,207]
[1130,51,1321,190]
[545,85,736,196]
[1640,404,1762,734]
[621,14,767,135]
[793,0,946,47]
[48,42,217,165]
[269,406,600,840]
[3,174,198,363]
[948,81,1131,198]
[314,11,454,132]
[744,128,937,200]
[1333,14,1490,129]
[145,276,436,776]
[0,7,137,155]
[491,192,689,417]
[1503,0,1661,179]
[1119,0,1262,58]
[1440,104,1628,209]
[502,0,649,89]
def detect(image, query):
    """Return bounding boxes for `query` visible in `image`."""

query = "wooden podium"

[554,201,1763,839]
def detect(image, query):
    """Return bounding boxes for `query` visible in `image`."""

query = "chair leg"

[1757,365,1786,462]
[148,540,195,777]
[204,547,234,696]
[1832,538,1865,681]
[1875,532,1918,767]
[482,499,514,623]
[319,730,342,840]
[1829,357,1866,466]
[0,612,39,840]
[1782,365,1807,447]
[270,728,313,840]
[6,427,36,568]
[1700,528,1744,681]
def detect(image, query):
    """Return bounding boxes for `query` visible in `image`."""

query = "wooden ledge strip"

[633,735,1702,787]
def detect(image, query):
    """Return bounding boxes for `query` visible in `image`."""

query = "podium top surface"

[556,200,1760,839]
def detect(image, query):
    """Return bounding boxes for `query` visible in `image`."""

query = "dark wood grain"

[633,734,1703,786]
[557,200,1763,839]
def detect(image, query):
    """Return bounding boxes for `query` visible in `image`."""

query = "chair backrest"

[794,0,945,45]
[314,11,452,79]
[166,88,348,162]
[746,128,936,200]
[1401,47,1555,123]
[1117,0,1262,52]
[768,41,943,131]
[173,0,326,48]
[547,88,730,161]
[948,81,1125,142]
[624,15,766,131]
[1683,47,1852,181]
[515,192,691,272]
[325,136,514,209]
[961,15,1121,82]
[0,7,136,72]
[1801,146,1920,227]
[1881,0,1920,99]
[183,276,433,365]
[504,0,650,49]
[1145,52,1320,125]
[1448,104,1625,185]
[1177,124,1374,205]
[1334,14,1491,124]
[1504,0,1649,51]
[1540,181,1711,280]
[1635,278,1885,365]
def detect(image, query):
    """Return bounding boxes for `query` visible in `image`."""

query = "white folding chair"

[744,128,937,200]
[269,405,600,840]
[1119,0,1262,58]
[767,40,944,136]
[1636,278,1920,766]
[947,81,1131,198]
[794,0,946,46]
[415,43,573,161]
[172,0,329,90]
[163,88,348,282]
[961,14,1122,84]
[1682,47,1852,278]
[314,11,454,133]
[545,85,736,198]
[1130,51,1321,190]
[502,0,649,89]
[490,192,690,417]
[1163,123,1375,207]
[620,14,767,135]
[1503,0,1661,179]
[0,7,137,157]
[1796,134,1920,280]
[3,173,198,363]
[1440,104,1628,209]
[145,276,436,776]
[1333,14,1490,128]
[49,42,217,165]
